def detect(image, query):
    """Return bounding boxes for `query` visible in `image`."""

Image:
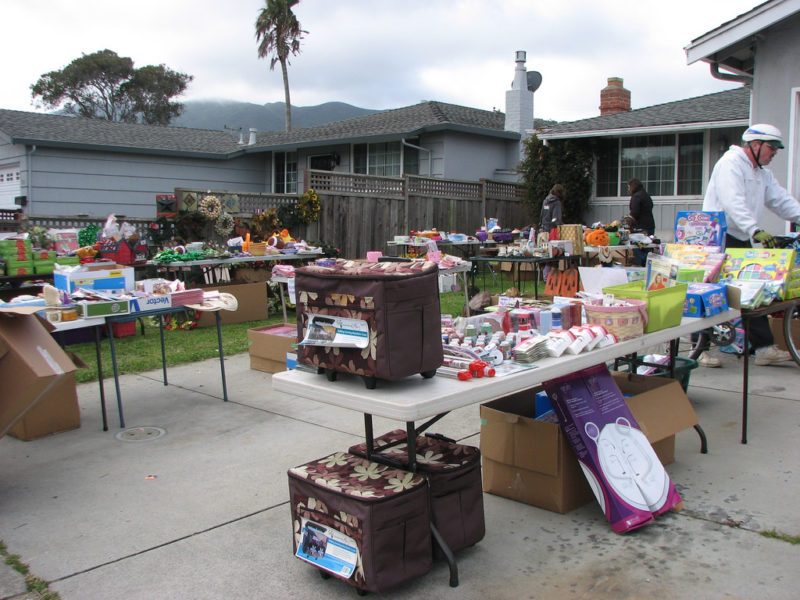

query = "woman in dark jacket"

[627,178,655,235]
[540,184,565,233]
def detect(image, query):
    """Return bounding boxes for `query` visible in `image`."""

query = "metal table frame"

[273,309,739,587]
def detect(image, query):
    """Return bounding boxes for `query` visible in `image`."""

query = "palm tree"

[255,0,305,132]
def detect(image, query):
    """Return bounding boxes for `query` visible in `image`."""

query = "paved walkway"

[1,350,798,599]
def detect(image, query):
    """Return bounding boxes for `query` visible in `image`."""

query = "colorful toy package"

[674,211,727,248]
[721,248,797,301]
[663,243,726,283]
[543,364,683,534]
[684,283,729,317]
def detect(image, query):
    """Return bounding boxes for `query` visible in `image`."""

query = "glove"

[753,229,776,248]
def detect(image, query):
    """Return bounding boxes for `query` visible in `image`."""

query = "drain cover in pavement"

[115,426,166,442]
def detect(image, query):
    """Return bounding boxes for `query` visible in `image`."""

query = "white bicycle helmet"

[742,124,785,148]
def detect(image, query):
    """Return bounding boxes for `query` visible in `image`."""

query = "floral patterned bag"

[349,429,485,556]
[295,259,444,388]
[288,452,433,593]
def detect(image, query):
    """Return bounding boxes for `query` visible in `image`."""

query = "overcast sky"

[4,0,759,123]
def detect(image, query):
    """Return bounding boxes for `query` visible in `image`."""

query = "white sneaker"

[754,345,792,366]
[698,352,722,368]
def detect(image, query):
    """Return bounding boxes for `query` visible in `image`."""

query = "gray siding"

[750,10,800,234]
[438,131,511,180]
[0,136,26,209]
[27,148,268,218]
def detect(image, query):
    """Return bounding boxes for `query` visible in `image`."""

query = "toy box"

[53,263,135,294]
[721,248,796,300]
[674,211,726,248]
[683,283,729,318]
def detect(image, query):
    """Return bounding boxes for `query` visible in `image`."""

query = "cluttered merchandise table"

[273,308,738,588]
[148,252,323,284]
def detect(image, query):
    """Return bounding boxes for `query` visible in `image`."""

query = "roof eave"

[11,136,243,160]
[246,124,518,152]
[538,119,748,140]
[685,0,800,64]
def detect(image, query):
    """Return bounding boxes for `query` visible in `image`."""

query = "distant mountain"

[173,100,379,132]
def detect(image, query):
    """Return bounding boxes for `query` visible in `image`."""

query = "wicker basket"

[558,224,585,255]
[584,299,648,341]
[250,242,268,256]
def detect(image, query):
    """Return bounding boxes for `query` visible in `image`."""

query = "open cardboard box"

[248,324,297,373]
[480,372,698,513]
[196,282,268,326]
[0,306,79,439]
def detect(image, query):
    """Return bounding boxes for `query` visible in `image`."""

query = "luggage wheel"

[356,589,368,596]
[362,376,377,389]
[325,369,338,382]
[318,571,331,580]
[420,369,437,379]
[316,367,325,375]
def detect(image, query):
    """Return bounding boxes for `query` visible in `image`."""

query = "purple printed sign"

[544,364,682,533]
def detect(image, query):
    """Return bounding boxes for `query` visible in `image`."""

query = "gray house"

[538,84,750,239]
[685,0,800,235]
[0,53,536,218]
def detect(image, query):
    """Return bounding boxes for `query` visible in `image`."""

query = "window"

[595,133,705,198]
[274,152,297,194]
[596,139,619,197]
[309,154,338,171]
[352,141,416,176]
[677,133,703,195]
[621,135,674,196]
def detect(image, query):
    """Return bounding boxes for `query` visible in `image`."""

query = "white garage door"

[0,165,21,209]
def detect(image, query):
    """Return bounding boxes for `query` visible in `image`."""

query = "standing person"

[700,123,800,367]
[627,178,655,235]
[540,184,565,234]
[627,178,655,266]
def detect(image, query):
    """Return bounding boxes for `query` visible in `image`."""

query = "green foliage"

[255,0,306,131]
[518,135,595,226]
[31,49,192,125]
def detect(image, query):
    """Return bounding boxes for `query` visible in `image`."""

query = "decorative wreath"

[198,194,222,220]
[251,208,280,241]
[297,188,321,224]
[214,211,235,236]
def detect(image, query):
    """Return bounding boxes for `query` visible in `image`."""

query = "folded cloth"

[271,264,296,278]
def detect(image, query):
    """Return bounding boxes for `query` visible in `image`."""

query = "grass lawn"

[67,272,544,383]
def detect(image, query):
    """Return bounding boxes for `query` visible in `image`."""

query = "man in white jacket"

[701,124,800,367]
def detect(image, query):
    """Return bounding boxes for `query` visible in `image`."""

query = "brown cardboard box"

[769,315,799,352]
[197,282,268,326]
[0,307,78,439]
[480,373,696,513]
[9,373,81,440]
[247,324,297,373]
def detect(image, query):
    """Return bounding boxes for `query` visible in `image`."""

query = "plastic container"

[651,356,698,392]
[602,281,688,333]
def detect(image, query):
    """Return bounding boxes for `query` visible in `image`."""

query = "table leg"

[279,281,288,323]
[364,414,375,459]
[106,321,125,428]
[741,316,750,444]
[159,314,168,386]
[215,311,228,402]
[406,422,417,472]
[94,325,108,431]
[430,522,459,587]
[461,271,470,317]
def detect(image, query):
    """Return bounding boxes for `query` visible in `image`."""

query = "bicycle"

[687,235,800,365]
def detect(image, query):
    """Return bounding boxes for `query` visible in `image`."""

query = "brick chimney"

[600,77,631,115]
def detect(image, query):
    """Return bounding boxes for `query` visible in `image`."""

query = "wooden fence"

[308,170,531,259]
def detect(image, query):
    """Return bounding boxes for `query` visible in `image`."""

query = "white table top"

[272,308,740,422]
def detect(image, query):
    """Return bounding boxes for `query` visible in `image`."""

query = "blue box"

[53,264,135,294]
[534,390,552,418]
[683,283,729,318]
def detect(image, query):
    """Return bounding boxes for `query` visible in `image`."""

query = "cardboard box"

[0,306,78,439]
[53,264,135,293]
[196,282,268,326]
[79,299,131,318]
[8,372,80,440]
[769,316,800,352]
[480,373,695,513]
[248,324,297,373]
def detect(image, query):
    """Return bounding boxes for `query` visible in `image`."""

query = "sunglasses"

[765,142,781,151]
